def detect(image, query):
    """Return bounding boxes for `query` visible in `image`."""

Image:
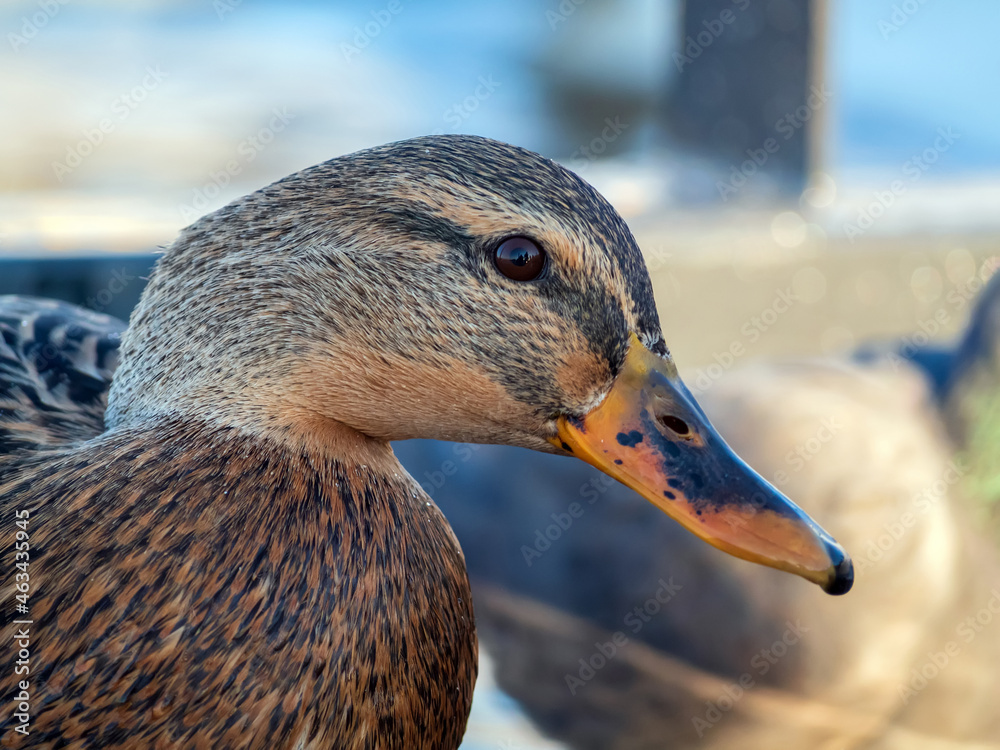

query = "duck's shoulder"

[0,295,125,463]
[3,420,476,749]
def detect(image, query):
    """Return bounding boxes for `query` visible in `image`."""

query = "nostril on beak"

[658,414,691,437]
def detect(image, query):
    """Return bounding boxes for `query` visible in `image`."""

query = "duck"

[397,270,1000,748]
[859,269,1000,530]
[939,271,1000,529]
[0,135,852,749]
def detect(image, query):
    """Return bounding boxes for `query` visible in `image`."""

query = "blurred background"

[3,1,1000,748]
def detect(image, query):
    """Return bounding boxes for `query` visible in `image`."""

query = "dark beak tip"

[822,548,854,596]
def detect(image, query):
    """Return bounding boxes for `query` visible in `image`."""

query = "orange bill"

[551,334,853,595]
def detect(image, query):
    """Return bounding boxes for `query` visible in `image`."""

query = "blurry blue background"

[3,0,999,259]
[835,0,1000,172]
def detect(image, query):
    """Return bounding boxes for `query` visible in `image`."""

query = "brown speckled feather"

[2,420,475,748]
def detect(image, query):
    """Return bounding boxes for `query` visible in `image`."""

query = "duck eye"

[493,236,546,281]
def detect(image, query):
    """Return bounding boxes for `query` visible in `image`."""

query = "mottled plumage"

[6,418,474,748]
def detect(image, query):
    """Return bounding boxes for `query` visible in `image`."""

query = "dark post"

[668,0,824,199]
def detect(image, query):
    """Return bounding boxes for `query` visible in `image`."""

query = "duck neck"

[96,412,451,554]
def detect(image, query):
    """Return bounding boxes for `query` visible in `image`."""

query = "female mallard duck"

[0,135,851,749]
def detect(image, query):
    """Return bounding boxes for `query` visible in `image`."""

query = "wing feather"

[0,295,126,463]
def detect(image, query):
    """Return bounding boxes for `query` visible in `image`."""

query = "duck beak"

[550,335,853,595]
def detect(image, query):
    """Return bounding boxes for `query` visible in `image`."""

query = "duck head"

[108,135,852,595]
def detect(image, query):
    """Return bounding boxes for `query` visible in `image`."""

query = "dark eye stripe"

[493,236,546,281]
